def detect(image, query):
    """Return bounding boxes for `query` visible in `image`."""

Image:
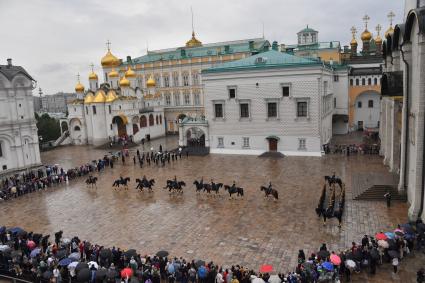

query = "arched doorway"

[112,115,127,137]
[266,136,279,152]
[132,116,139,134]
[140,115,147,128]
[186,127,206,147]
[60,121,68,133]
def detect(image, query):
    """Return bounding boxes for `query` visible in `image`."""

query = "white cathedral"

[65,47,165,146]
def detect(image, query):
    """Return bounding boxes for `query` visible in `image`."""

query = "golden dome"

[89,71,98,80]
[75,82,85,92]
[351,38,358,45]
[119,76,130,87]
[125,66,136,78]
[93,90,107,103]
[105,90,118,103]
[385,26,394,38]
[84,92,94,104]
[361,29,372,41]
[185,31,202,48]
[101,50,120,68]
[146,76,156,87]
[108,68,119,78]
[375,35,382,44]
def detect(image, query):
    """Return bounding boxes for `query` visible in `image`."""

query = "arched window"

[350,79,353,86]
[374,78,378,85]
[368,78,372,85]
[149,114,154,126]
[160,115,162,124]
[156,115,159,125]
[74,126,81,131]
[362,78,365,85]
[140,115,147,128]
[355,79,359,86]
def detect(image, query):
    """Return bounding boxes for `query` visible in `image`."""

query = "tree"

[36,113,61,142]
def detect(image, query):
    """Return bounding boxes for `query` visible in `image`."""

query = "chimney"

[126,56,132,63]
[7,58,12,67]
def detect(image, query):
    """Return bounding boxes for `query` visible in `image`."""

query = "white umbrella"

[345,259,356,270]
[0,245,10,252]
[378,240,389,248]
[62,238,71,244]
[88,261,99,270]
[268,275,281,283]
[68,261,79,270]
[251,276,265,283]
[68,252,80,260]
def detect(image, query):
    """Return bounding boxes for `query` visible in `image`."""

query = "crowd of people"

[0,220,424,283]
[131,147,187,168]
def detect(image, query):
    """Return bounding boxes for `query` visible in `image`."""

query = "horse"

[224,185,244,199]
[193,180,204,194]
[112,177,131,190]
[164,180,186,194]
[135,178,155,192]
[210,183,223,195]
[260,186,278,200]
[317,183,345,227]
[85,177,98,188]
[324,176,343,189]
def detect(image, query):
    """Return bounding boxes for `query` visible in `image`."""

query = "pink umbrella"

[330,254,341,265]
[375,233,388,241]
[27,240,36,250]
[259,265,273,273]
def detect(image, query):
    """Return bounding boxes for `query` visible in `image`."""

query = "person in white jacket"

[216,271,224,283]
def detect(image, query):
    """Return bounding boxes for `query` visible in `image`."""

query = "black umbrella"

[195,260,206,268]
[77,268,91,282]
[56,249,67,259]
[401,224,415,235]
[107,269,117,279]
[100,248,112,259]
[417,223,425,233]
[76,262,89,273]
[317,250,330,259]
[387,239,397,250]
[370,249,380,260]
[125,249,137,258]
[96,269,107,280]
[388,250,399,259]
[43,270,53,280]
[353,250,363,261]
[156,250,169,258]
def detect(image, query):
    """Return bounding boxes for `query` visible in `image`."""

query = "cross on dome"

[388,11,395,27]
[376,24,382,35]
[106,40,111,51]
[351,26,357,37]
[363,15,370,29]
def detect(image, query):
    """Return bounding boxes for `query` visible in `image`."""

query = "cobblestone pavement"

[0,137,423,282]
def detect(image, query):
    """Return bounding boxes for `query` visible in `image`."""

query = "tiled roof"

[0,65,34,81]
[285,41,341,51]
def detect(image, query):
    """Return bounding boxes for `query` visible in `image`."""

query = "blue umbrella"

[198,266,207,278]
[30,248,41,258]
[58,258,74,267]
[0,226,6,233]
[385,232,395,239]
[404,233,415,240]
[322,262,334,271]
[8,227,24,234]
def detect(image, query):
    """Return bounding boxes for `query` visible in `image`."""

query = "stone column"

[178,124,184,146]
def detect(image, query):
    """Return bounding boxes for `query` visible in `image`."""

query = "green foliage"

[36,113,61,142]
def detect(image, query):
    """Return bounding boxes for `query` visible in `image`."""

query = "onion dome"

[375,35,382,45]
[84,92,94,104]
[146,76,156,87]
[93,90,106,103]
[89,71,98,80]
[351,38,358,45]
[119,76,130,87]
[105,90,118,103]
[108,68,119,78]
[185,31,202,48]
[385,26,394,38]
[361,29,372,41]
[125,66,136,78]
[101,50,120,68]
[75,82,85,92]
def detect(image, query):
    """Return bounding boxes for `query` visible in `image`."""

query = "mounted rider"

[142,175,148,186]
[231,180,236,191]
[173,175,178,187]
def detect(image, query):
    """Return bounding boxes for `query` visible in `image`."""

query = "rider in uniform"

[231,180,236,191]
[142,175,148,186]
[173,175,178,187]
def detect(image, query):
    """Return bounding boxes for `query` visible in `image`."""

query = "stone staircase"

[352,172,407,201]
[354,185,407,201]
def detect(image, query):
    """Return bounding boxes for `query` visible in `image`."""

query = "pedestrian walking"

[384,191,392,207]
[392,257,399,273]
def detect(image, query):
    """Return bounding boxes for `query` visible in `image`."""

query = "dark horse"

[85,177,98,188]
[164,180,186,194]
[224,185,244,199]
[260,186,278,200]
[324,175,343,189]
[112,177,131,190]
[135,178,155,192]
[203,183,224,195]
[316,183,345,227]
[193,180,204,193]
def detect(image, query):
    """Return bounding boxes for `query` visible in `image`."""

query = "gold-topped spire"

[125,66,136,78]
[146,76,156,87]
[75,73,85,92]
[385,11,395,38]
[375,24,383,44]
[88,63,98,80]
[185,7,202,48]
[108,68,119,78]
[119,76,130,87]
[361,14,372,41]
[101,40,120,68]
[350,26,358,45]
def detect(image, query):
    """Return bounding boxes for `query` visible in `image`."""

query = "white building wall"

[353,92,381,128]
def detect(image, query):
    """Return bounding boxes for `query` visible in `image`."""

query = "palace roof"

[0,64,34,82]
[285,41,341,51]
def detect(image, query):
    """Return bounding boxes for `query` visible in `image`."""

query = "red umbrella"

[375,233,388,241]
[27,240,36,250]
[330,254,341,265]
[120,267,133,278]
[259,265,273,273]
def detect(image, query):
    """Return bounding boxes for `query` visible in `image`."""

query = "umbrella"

[322,262,334,271]
[59,258,74,267]
[259,264,273,273]
[76,262,89,273]
[345,259,356,269]
[417,223,425,233]
[69,252,80,260]
[0,245,11,253]
[56,249,67,259]
[353,250,363,261]
[387,239,397,250]
[385,232,395,239]
[96,269,107,280]
[156,250,169,258]
[121,267,133,278]
[43,270,53,280]
[11,250,22,258]
[378,240,389,248]
[0,226,5,233]
[30,248,41,258]
[107,269,117,279]
[388,250,399,259]
[88,261,99,270]
[318,250,330,259]
[68,261,79,270]
[27,240,36,250]
[401,223,415,234]
[62,238,71,244]
[404,233,415,240]
[77,268,91,282]
[195,259,206,268]
[370,249,380,260]
[99,249,112,259]
[252,276,266,283]
[268,275,282,283]
[375,233,387,241]
[8,227,24,234]
[330,254,341,265]
[124,249,137,258]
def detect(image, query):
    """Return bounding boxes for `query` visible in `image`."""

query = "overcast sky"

[0,0,404,95]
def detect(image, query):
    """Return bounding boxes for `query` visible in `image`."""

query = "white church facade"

[0,59,41,173]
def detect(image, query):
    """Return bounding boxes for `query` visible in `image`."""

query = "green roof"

[124,38,270,65]
[285,41,341,51]
[298,26,317,33]
[203,50,321,73]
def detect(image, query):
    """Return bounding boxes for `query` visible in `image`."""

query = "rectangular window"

[368,100,374,108]
[323,81,328,94]
[183,73,189,86]
[165,95,171,106]
[297,102,307,117]
[194,94,200,105]
[228,88,236,99]
[298,138,306,150]
[173,72,179,86]
[334,75,339,82]
[242,137,250,148]
[0,142,3,157]
[282,86,290,97]
[92,106,96,115]
[333,98,336,108]
[174,93,180,106]
[267,102,277,118]
[217,137,224,148]
[240,103,249,118]
[192,73,199,85]
[358,101,362,108]
[164,75,170,87]
[108,105,111,114]
[214,103,223,118]
[184,93,190,105]
[86,107,88,115]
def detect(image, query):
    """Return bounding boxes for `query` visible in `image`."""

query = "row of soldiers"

[132,149,187,168]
